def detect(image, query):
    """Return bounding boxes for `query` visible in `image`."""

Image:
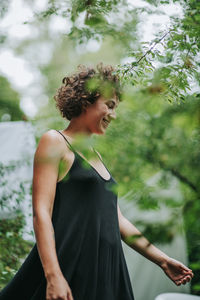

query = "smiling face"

[83,95,119,135]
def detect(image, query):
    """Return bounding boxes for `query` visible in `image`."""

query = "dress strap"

[55,130,75,152]
[92,148,102,162]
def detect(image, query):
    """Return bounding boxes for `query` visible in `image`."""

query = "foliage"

[28,0,200,108]
[117,0,200,104]
[0,161,29,211]
[0,76,25,122]
[97,92,200,293]
[31,0,137,48]
[0,161,33,288]
[0,215,33,289]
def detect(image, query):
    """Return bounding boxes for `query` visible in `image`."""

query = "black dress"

[0,131,134,300]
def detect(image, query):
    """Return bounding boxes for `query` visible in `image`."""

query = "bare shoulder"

[34,129,71,162]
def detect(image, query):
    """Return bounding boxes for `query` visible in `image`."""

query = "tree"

[97,92,200,293]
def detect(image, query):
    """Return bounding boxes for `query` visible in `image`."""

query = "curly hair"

[54,63,122,121]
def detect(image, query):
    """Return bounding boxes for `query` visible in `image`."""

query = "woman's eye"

[107,103,114,109]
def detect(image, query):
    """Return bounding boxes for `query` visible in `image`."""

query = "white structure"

[155,293,200,300]
[0,121,36,241]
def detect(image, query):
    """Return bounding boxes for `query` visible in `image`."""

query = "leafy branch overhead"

[31,0,200,104]
[118,0,200,102]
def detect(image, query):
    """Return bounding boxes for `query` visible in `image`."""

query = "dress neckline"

[56,130,111,182]
[75,150,112,182]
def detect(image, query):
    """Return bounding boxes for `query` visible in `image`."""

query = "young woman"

[0,64,193,300]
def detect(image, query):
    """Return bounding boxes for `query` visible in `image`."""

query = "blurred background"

[0,0,199,299]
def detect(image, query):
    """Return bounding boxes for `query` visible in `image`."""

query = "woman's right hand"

[46,274,74,300]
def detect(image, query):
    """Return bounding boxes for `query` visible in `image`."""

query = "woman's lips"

[103,118,109,123]
[102,118,109,126]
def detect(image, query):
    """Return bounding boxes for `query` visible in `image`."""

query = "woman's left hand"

[160,257,194,286]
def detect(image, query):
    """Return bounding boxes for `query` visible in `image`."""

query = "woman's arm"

[117,205,193,286]
[32,130,73,300]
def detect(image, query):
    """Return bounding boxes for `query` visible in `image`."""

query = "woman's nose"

[109,109,116,120]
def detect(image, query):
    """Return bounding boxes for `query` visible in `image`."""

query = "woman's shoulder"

[40,129,62,141]
[35,129,72,161]
[37,129,64,149]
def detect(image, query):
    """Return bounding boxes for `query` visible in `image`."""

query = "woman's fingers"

[182,265,193,274]
[183,269,193,274]
[179,262,191,272]
[175,274,192,286]
[182,275,192,284]
[186,274,193,282]
[181,278,187,285]
[185,274,192,282]
[175,280,182,286]
[185,275,191,283]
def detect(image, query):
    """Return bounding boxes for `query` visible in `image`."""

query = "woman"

[0,64,193,300]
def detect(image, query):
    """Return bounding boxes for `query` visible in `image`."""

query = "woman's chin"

[94,126,106,135]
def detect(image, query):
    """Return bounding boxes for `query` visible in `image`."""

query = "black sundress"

[0,130,134,300]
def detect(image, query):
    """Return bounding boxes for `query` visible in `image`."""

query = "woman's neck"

[64,119,92,140]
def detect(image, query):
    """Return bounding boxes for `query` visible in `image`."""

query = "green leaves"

[0,161,30,210]
[0,216,33,288]
[136,220,176,245]
[0,76,25,122]
[84,14,107,26]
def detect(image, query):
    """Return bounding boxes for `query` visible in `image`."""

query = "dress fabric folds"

[0,133,135,300]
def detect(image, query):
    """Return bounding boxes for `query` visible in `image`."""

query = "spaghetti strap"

[56,131,111,182]
[55,130,74,152]
[93,147,102,161]
[55,130,71,145]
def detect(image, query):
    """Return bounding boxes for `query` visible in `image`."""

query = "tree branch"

[170,168,198,193]
[159,160,198,193]
[134,30,170,65]
[122,30,171,78]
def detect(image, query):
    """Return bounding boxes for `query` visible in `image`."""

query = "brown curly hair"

[54,63,122,121]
